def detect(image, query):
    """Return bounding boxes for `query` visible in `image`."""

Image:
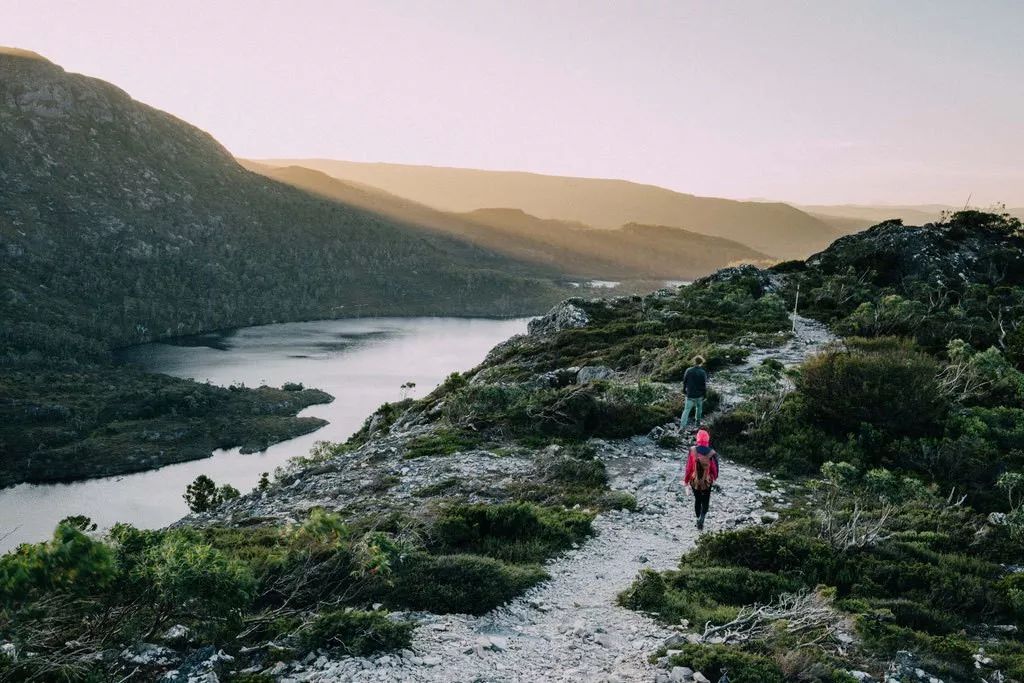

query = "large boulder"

[528,300,590,336]
[576,365,616,383]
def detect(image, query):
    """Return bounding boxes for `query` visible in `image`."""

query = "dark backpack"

[691,447,717,491]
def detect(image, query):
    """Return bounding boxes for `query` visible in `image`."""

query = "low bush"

[297,609,413,656]
[140,534,256,633]
[798,343,946,439]
[430,502,592,564]
[183,474,241,513]
[0,523,115,603]
[403,427,481,459]
[380,552,547,615]
[669,644,785,683]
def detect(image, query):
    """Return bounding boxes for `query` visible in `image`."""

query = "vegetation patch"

[297,609,413,656]
[430,502,593,564]
[403,427,482,459]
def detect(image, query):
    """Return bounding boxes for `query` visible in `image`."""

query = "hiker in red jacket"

[683,429,719,531]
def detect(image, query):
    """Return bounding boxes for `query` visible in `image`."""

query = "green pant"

[681,397,704,428]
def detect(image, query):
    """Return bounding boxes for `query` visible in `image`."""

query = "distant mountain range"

[802,204,1024,233]
[255,159,839,260]
[243,162,770,280]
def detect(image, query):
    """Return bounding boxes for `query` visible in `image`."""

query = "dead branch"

[701,590,837,646]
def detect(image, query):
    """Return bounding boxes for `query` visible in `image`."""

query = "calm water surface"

[0,317,527,552]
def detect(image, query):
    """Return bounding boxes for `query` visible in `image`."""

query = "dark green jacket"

[683,366,707,398]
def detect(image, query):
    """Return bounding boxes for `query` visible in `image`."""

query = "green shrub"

[297,609,413,655]
[430,502,592,563]
[618,568,667,611]
[58,515,97,532]
[692,525,835,578]
[142,534,256,620]
[670,644,785,683]
[0,524,116,603]
[183,474,241,513]
[668,565,800,607]
[540,454,607,489]
[799,344,946,440]
[404,427,481,459]
[382,552,547,614]
[599,491,638,511]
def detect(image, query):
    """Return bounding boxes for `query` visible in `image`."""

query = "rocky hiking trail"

[280,316,834,683]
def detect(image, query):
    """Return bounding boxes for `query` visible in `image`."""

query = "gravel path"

[280,316,833,683]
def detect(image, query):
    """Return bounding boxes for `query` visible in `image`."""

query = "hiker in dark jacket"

[680,355,708,431]
[683,429,719,531]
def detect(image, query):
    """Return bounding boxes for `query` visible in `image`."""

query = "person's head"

[692,355,705,367]
[696,429,711,447]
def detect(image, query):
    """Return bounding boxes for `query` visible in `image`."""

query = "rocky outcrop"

[694,264,780,295]
[805,215,1024,289]
[527,300,590,336]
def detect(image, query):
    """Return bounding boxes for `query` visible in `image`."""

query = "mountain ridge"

[255,158,839,259]
[245,162,771,280]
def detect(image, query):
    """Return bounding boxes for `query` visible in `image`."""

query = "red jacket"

[683,446,719,487]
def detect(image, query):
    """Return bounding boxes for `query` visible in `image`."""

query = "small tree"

[183,476,240,513]
[218,484,240,504]
[400,381,416,399]
[184,475,218,512]
[58,515,97,532]
[257,472,271,492]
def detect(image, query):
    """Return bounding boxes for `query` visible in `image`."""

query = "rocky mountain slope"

[243,163,769,281]
[256,159,838,259]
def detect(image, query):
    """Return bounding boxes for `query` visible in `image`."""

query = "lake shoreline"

[0,317,530,552]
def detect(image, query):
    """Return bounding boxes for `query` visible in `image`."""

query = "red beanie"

[696,429,711,446]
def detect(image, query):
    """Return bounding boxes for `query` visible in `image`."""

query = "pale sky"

[4,0,1022,205]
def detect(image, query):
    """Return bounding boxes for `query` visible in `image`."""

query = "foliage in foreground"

[0,500,590,680]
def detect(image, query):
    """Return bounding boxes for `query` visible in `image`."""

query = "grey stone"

[577,365,616,383]
[670,666,693,682]
[527,301,590,336]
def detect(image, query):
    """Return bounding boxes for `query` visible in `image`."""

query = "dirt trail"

[282,316,834,683]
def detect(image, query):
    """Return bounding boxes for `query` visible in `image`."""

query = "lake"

[0,317,528,553]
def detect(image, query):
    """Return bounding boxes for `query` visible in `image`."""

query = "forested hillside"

[0,50,568,485]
